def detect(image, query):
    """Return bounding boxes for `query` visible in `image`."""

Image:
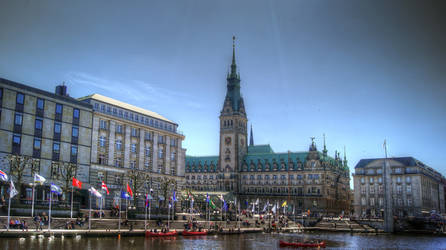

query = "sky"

[1,0,446,181]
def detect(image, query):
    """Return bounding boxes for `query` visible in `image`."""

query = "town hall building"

[185,38,351,216]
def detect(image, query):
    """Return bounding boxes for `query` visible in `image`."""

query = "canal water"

[1,232,446,249]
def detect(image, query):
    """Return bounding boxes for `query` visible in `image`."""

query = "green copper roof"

[247,144,274,154]
[186,155,219,172]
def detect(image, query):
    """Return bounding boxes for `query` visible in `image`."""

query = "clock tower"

[219,36,248,193]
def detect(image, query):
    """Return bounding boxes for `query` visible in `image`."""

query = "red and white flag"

[101,181,109,195]
[72,177,82,189]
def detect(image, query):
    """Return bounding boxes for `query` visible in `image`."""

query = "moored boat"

[145,231,178,237]
[279,240,326,248]
[182,230,208,236]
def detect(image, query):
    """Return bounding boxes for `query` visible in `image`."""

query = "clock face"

[225,137,231,145]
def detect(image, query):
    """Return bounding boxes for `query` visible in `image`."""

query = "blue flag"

[206,193,209,203]
[173,190,177,202]
[223,200,228,211]
[121,190,130,200]
[50,183,62,195]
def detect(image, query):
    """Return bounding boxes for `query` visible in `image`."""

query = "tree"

[160,177,176,208]
[4,154,39,196]
[58,161,78,194]
[126,168,144,207]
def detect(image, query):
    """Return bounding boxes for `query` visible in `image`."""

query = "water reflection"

[1,232,446,250]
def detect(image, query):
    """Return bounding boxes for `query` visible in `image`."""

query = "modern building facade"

[0,78,93,204]
[185,38,351,215]
[79,94,186,209]
[353,157,446,218]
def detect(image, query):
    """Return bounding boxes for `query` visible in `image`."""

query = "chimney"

[55,82,68,96]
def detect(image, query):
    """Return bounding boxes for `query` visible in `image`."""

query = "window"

[100,120,107,130]
[53,142,60,153]
[396,185,402,194]
[273,175,277,180]
[16,93,24,104]
[378,177,383,183]
[55,103,63,114]
[308,174,313,179]
[131,128,138,137]
[250,175,254,180]
[101,104,105,112]
[406,176,411,183]
[12,134,21,153]
[377,168,383,174]
[72,126,79,137]
[171,152,175,161]
[131,143,137,153]
[97,171,104,181]
[370,198,375,206]
[145,131,152,140]
[71,145,78,156]
[395,168,402,174]
[289,175,294,180]
[115,158,122,167]
[33,138,41,149]
[116,124,123,133]
[159,148,163,158]
[112,108,117,115]
[145,145,150,156]
[99,136,106,147]
[73,108,80,119]
[116,140,122,150]
[369,177,374,183]
[361,177,365,184]
[94,103,99,110]
[158,135,164,144]
[396,176,402,183]
[379,198,383,206]
[107,106,111,113]
[35,118,43,130]
[407,198,412,206]
[406,185,411,193]
[119,110,123,117]
[130,161,136,169]
[361,197,366,206]
[370,186,375,194]
[37,98,44,110]
[54,122,61,133]
[124,112,128,119]
[14,113,23,125]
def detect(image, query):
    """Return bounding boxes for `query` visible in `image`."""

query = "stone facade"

[184,39,351,216]
[0,78,93,204]
[353,157,446,218]
[79,94,185,209]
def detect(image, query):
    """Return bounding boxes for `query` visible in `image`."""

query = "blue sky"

[1,0,445,179]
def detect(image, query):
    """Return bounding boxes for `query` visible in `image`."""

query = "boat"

[145,231,178,237]
[182,230,208,236]
[279,240,326,248]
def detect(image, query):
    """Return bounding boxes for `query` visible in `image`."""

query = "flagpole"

[31,182,35,218]
[118,196,121,232]
[7,183,11,231]
[144,195,147,231]
[100,195,102,219]
[88,190,91,231]
[168,200,170,229]
[70,186,73,219]
[48,191,52,232]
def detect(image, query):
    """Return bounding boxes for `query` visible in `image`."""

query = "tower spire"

[249,124,254,146]
[323,133,328,156]
[230,36,238,78]
[343,145,348,167]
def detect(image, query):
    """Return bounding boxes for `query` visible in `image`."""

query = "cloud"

[65,71,202,109]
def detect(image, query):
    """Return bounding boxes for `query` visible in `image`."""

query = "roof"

[247,144,274,154]
[78,93,173,124]
[0,78,92,109]
[354,157,419,169]
[185,155,219,172]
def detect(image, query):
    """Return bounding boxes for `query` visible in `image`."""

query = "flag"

[281,201,287,207]
[206,193,210,203]
[72,177,82,188]
[245,200,249,207]
[0,169,8,182]
[90,187,102,198]
[121,190,130,200]
[145,194,150,207]
[168,201,172,208]
[219,194,224,201]
[34,174,46,184]
[50,183,62,195]
[209,199,216,209]
[223,200,228,211]
[172,190,177,202]
[9,180,18,198]
[251,203,255,212]
[262,203,268,212]
[255,198,259,205]
[101,181,109,195]
[127,183,133,197]
[271,204,277,214]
